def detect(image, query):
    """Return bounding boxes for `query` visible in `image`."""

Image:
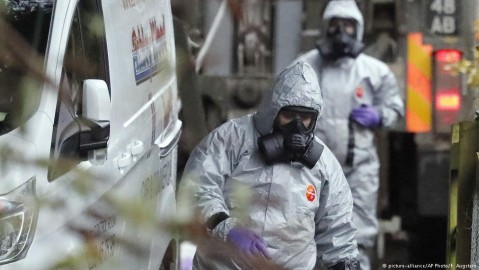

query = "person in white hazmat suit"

[293,1,405,269]
[180,62,359,269]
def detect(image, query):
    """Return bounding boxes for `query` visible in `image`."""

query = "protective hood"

[322,0,364,41]
[253,62,323,135]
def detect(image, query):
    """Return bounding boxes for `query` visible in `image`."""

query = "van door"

[100,0,181,269]
[49,0,181,266]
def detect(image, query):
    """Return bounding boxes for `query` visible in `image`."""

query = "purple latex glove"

[350,104,381,128]
[226,227,271,259]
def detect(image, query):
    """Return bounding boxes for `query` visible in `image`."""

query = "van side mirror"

[80,79,111,164]
[82,80,111,121]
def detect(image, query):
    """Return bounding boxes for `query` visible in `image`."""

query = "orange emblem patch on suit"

[306,184,316,202]
[355,86,364,99]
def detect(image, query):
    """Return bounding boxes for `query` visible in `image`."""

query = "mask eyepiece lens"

[277,107,317,129]
[327,18,357,36]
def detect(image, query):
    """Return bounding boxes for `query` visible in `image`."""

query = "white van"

[0,0,181,269]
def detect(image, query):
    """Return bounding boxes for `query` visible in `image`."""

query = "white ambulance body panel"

[0,0,180,269]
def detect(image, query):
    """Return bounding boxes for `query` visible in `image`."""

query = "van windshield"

[0,0,53,135]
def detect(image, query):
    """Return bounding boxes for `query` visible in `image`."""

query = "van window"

[48,0,108,181]
[0,1,53,135]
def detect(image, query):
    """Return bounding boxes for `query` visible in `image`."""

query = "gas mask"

[258,107,323,169]
[317,18,364,60]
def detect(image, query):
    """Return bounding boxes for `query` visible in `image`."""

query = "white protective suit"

[180,62,358,269]
[294,0,405,268]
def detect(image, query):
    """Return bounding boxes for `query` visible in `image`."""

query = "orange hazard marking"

[306,184,316,202]
[406,108,430,132]
[408,34,433,78]
[406,85,432,132]
[407,63,431,101]
[406,32,433,132]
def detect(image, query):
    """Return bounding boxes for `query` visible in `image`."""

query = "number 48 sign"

[428,0,458,35]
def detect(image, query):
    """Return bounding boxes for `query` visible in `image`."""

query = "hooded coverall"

[180,62,358,269]
[294,1,405,269]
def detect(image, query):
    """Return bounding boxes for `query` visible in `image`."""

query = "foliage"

[448,46,479,89]
[448,20,479,89]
